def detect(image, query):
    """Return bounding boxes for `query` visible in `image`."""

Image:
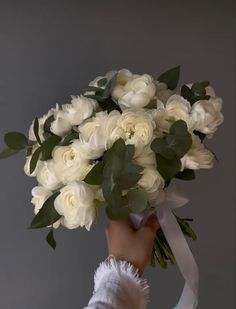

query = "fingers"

[137,214,160,240]
[145,214,160,232]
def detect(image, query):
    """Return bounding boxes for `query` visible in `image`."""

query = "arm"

[84,215,159,309]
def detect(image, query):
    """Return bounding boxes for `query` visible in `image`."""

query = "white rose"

[36,161,62,191]
[78,110,120,159]
[156,81,173,103]
[51,143,93,184]
[190,97,224,138]
[134,143,156,168]
[111,108,156,153]
[138,167,165,194]
[54,181,95,230]
[50,112,72,136]
[59,95,98,126]
[24,146,43,177]
[180,133,214,170]
[165,95,194,128]
[151,100,171,135]
[112,69,156,108]
[31,186,60,229]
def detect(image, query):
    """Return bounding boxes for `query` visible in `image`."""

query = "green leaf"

[106,203,130,220]
[158,66,180,90]
[30,147,42,174]
[29,192,61,229]
[0,148,20,159]
[193,130,206,142]
[84,161,104,185]
[41,135,62,161]
[84,86,104,94]
[151,138,176,160]
[46,228,56,250]
[181,85,196,103]
[116,162,143,189]
[61,132,79,146]
[102,73,117,98]
[156,154,181,181]
[103,138,126,163]
[191,80,210,96]
[124,144,135,161]
[169,119,188,136]
[43,115,55,134]
[4,132,28,150]
[127,189,147,213]
[175,169,195,180]
[166,134,192,158]
[97,78,107,87]
[33,117,42,145]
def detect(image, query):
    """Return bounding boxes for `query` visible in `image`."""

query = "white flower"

[156,81,173,103]
[24,146,43,177]
[51,143,93,184]
[180,133,215,170]
[36,161,62,191]
[78,110,121,159]
[138,167,165,194]
[54,181,95,230]
[134,143,156,168]
[50,112,72,137]
[152,95,195,134]
[190,97,224,138]
[112,69,156,108]
[110,108,156,154]
[58,95,98,126]
[165,95,194,127]
[31,186,60,229]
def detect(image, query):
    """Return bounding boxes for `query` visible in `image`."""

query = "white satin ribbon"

[130,184,199,309]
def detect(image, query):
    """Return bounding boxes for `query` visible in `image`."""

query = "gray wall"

[0,0,235,308]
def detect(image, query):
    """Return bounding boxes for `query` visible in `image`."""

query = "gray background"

[0,0,235,308]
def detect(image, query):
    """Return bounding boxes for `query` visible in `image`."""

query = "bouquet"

[0,67,224,308]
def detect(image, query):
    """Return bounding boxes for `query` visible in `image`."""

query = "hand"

[105,215,160,275]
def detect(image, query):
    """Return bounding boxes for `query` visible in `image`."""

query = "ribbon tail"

[155,204,199,309]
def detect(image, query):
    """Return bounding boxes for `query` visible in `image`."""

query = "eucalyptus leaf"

[106,203,130,220]
[116,162,143,189]
[97,78,107,87]
[158,66,180,90]
[193,130,206,141]
[29,192,61,229]
[156,154,181,181]
[0,148,20,159]
[4,132,28,150]
[181,85,196,104]
[61,132,79,146]
[102,73,117,98]
[46,228,56,250]
[33,117,42,145]
[175,169,195,180]
[84,161,104,185]
[127,189,147,213]
[41,135,62,161]
[169,119,188,136]
[30,147,42,174]
[166,134,192,158]
[43,115,55,135]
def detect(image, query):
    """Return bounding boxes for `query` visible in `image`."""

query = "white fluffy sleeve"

[83,256,150,309]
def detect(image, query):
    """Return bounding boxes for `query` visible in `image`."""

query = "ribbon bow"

[130,184,199,309]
